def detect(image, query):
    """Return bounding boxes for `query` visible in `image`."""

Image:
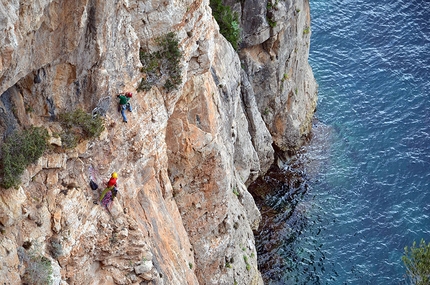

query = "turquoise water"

[252,0,430,284]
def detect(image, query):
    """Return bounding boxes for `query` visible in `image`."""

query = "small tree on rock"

[402,239,430,285]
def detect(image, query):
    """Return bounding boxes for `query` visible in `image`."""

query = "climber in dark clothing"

[117,92,133,123]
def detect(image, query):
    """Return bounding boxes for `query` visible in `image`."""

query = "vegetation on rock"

[209,0,241,50]
[18,246,53,285]
[303,26,310,35]
[138,32,183,92]
[402,239,430,285]
[0,126,49,189]
[266,1,278,28]
[24,255,53,285]
[58,109,105,149]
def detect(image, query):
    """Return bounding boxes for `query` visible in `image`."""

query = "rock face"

[239,0,318,152]
[0,0,317,284]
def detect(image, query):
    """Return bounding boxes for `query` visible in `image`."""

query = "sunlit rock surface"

[0,0,316,284]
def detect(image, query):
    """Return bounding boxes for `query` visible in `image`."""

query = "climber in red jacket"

[107,172,118,188]
[99,172,118,208]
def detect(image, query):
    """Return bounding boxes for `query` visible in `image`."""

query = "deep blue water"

[253,0,430,284]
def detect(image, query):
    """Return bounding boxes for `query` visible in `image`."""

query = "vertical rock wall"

[239,0,318,152]
[0,0,316,284]
[166,33,263,284]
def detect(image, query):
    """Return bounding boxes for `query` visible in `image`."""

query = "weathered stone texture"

[0,0,316,284]
[240,0,318,152]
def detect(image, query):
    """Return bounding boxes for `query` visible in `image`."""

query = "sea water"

[253,0,430,284]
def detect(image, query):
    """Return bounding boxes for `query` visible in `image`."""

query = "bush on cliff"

[58,109,105,149]
[402,239,430,285]
[210,0,241,50]
[18,246,53,285]
[0,126,49,189]
[138,32,182,92]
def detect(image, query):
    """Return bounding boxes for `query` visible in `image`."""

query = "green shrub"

[232,187,239,196]
[138,32,183,92]
[59,132,78,149]
[402,239,430,285]
[268,19,277,28]
[243,255,251,271]
[303,26,310,35]
[23,255,53,285]
[58,109,105,149]
[0,126,49,189]
[266,1,277,29]
[209,0,241,50]
[17,246,53,285]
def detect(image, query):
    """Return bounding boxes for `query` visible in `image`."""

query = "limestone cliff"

[0,0,316,284]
